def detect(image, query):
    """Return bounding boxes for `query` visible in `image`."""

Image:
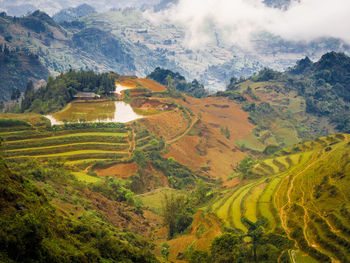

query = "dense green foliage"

[133,150,195,189]
[149,151,195,189]
[162,181,212,238]
[187,222,292,263]
[254,52,350,133]
[0,158,158,263]
[235,155,259,179]
[147,67,208,98]
[0,118,31,128]
[21,70,117,114]
[163,194,194,239]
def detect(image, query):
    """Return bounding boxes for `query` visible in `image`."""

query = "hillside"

[0,142,159,262]
[213,52,350,154]
[0,10,175,101]
[1,67,350,262]
[0,44,49,101]
[1,8,349,99]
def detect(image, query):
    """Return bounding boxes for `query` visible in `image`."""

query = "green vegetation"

[211,134,350,262]
[2,123,130,163]
[217,52,350,152]
[149,152,195,189]
[187,224,291,263]
[21,70,117,114]
[254,52,350,133]
[162,180,213,238]
[0,157,158,263]
[147,67,208,98]
[163,193,194,238]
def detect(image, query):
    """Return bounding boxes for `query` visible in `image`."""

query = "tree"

[21,81,35,111]
[210,233,243,263]
[133,149,148,167]
[162,194,193,238]
[242,218,265,263]
[166,75,173,89]
[11,88,21,101]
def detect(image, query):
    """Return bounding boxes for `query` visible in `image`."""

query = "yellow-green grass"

[243,183,266,223]
[216,187,247,224]
[133,108,162,116]
[208,189,233,212]
[0,130,30,135]
[8,150,128,159]
[291,250,319,263]
[236,134,266,152]
[138,188,182,214]
[274,122,299,146]
[66,159,110,165]
[262,159,280,174]
[275,156,290,169]
[258,176,283,231]
[72,172,100,183]
[6,142,129,152]
[5,132,128,143]
[229,185,253,232]
[288,153,302,165]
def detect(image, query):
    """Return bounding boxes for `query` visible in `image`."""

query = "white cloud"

[151,0,350,48]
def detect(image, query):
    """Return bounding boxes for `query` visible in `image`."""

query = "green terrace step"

[5,143,129,157]
[6,142,129,152]
[5,132,128,143]
[8,150,129,161]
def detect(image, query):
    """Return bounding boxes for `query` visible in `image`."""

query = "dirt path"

[166,116,199,145]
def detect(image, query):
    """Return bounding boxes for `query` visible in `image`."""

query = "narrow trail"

[166,116,199,145]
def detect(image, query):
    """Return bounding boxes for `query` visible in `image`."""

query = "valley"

[1,62,349,262]
[0,8,350,259]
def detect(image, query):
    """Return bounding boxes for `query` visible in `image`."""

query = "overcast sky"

[149,0,350,48]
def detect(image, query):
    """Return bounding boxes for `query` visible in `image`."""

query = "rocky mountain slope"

[0,7,350,99]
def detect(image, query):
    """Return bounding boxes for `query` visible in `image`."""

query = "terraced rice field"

[3,127,131,163]
[211,134,350,262]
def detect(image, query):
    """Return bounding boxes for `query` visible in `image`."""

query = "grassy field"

[72,172,101,183]
[137,188,182,214]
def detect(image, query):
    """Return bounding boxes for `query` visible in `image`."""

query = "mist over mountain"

[0,0,349,94]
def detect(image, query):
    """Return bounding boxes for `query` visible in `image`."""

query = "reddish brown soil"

[95,162,139,178]
[116,77,167,92]
[139,109,189,141]
[117,76,138,88]
[131,98,174,111]
[136,79,167,92]
[164,96,254,181]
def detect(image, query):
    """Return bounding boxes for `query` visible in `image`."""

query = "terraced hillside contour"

[2,125,131,164]
[210,134,350,262]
